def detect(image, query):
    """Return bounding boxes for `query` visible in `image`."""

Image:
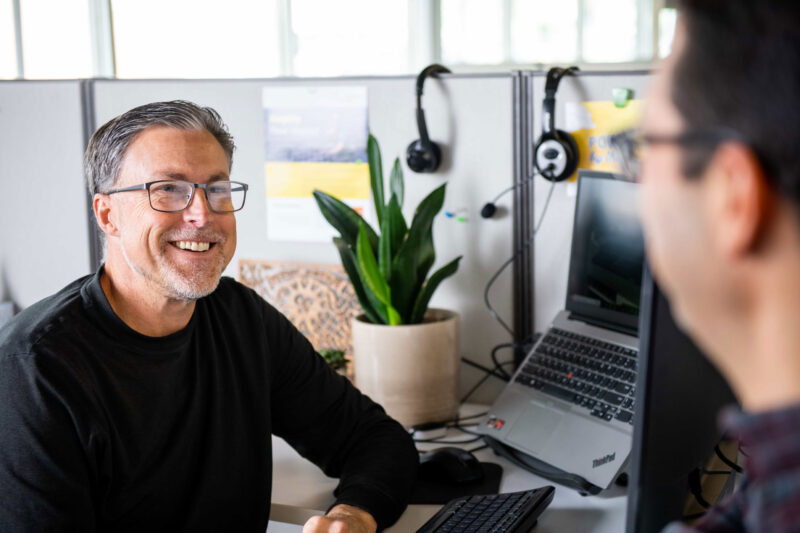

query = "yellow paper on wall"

[566,100,642,178]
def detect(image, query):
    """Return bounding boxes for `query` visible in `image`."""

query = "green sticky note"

[612,88,633,108]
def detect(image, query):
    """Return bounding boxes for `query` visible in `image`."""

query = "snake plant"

[313,134,462,325]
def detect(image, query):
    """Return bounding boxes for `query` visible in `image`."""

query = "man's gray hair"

[84,100,236,196]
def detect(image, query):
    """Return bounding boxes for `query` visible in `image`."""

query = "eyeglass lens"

[149,181,246,212]
[610,131,643,181]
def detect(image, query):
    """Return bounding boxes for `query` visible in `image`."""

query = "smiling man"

[620,1,800,531]
[0,101,417,532]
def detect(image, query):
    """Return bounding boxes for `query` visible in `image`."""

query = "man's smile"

[170,240,214,252]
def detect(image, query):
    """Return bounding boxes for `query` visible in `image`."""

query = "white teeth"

[174,241,210,252]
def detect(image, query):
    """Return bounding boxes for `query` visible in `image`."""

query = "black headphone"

[481,67,579,218]
[533,66,580,182]
[407,64,451,173]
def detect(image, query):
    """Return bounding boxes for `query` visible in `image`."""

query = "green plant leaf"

[390,183,447,321]
[332,237,383,324]
[386,306,402,325]
[416,226,436,289]
[389,157,404,208]
[356,223,402,324]
[409,256,462,324]
[385,194,407,257]
[379,212,393,283]
[313,189,378,252]
[368,134,385,228]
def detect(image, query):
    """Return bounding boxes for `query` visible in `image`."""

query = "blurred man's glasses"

[610,128,739,182]
[106,179,249,213]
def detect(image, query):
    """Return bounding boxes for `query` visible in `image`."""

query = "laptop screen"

[565,170,644,334]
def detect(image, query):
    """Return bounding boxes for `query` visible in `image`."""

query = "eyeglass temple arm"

[105,184,148,195]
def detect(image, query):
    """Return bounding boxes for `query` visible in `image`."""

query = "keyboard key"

[539,383,576,403]
[614,381,631,394]
[601,391,625,405]
[615,410,634,423]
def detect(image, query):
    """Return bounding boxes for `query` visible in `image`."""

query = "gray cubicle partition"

[0,81,92,309]
[528,70,651,336]
[0,71,653,403]
[89,75,518,401]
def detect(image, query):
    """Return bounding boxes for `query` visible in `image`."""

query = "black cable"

[460,371,495,404]
[461,357,509,380]
[467,443,489,454]
[687,468,711,509]
[714,444,744,473]
[461,361,515,403]
[483,174,556,337]
[491,343,515,379]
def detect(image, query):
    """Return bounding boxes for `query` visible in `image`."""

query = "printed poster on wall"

[565,99,643,176]
[262,86,369,242]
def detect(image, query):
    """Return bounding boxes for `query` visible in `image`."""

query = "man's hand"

[302,504,378,533]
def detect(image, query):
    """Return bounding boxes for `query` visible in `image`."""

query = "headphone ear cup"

[557,129,579,178]
[406,139,442,173]
[534,129,579,182]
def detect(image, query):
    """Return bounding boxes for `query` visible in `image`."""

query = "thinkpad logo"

[592,452,616,468]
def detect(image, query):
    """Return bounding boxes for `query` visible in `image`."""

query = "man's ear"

[706,142,773,258]
[93,193,119,237]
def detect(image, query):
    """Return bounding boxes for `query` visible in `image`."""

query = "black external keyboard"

[513,328,638,424]
[415,487,555,533]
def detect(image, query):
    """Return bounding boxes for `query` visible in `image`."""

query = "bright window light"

[290,0,409,77]
[112,0,281,79]
[582,0,638,63]
[658,8,677,58]
[441,0,504,65]
[0,0,16,79]
[511,0,578,64]
[19,0,92,79]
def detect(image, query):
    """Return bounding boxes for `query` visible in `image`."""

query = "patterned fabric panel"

[238,259,361,359]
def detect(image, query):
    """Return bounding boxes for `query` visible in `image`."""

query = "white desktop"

[269,405,627,532]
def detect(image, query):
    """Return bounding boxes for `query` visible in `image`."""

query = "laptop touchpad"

[506,402,563,455]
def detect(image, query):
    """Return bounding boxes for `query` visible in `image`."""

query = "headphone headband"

[416,64,451,97]
[542,66,579,134]
[415,64,451,151]
[407,64,450,173]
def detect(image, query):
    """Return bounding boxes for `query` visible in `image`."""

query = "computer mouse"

[418,446,484,484]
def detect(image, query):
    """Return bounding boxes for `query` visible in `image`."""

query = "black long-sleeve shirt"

[0,269,417,532]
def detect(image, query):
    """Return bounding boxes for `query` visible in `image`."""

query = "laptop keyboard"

[415,487,555,533]
[514,328,638,424]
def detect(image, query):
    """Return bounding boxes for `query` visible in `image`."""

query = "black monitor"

[626,266,738,533]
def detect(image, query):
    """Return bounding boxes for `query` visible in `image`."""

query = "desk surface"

[271,405,628,532]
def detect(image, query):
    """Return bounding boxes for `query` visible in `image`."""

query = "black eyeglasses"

[609,128,740,182]
[105,179,249,213]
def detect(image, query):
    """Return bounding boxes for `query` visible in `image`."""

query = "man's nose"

[183,187,212,225]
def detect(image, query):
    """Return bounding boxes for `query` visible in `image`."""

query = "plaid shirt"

[663,403,800,533]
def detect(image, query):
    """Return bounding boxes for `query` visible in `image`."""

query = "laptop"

[477,169,645,492]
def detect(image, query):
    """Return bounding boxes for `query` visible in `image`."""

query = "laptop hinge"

[568,313,637,337]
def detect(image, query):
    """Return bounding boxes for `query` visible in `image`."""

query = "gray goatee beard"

[120,235,229,302]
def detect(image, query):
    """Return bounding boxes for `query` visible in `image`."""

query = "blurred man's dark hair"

[674,0,800,203]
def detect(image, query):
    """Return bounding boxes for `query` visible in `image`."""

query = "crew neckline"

[81,266,198,354]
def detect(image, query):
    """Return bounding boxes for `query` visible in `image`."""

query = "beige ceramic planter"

[352,308,460,428]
